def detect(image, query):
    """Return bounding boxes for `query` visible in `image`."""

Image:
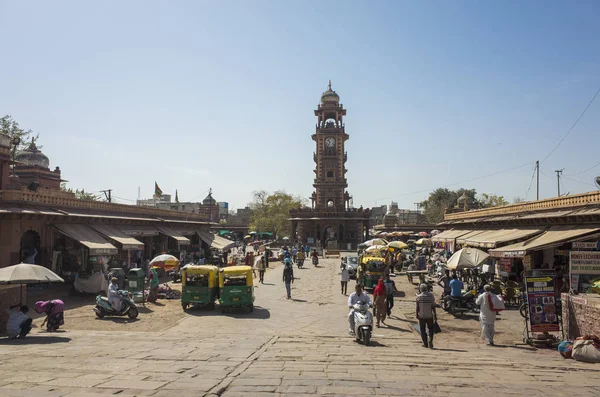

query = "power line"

[541,86,600,164]
[524,164,537,200]
[565,161,600,177]
[562,175,597,188]
[357,161,534,206]
[112,196,136,203]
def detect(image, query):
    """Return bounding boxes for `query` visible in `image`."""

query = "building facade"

[290,82,370,249]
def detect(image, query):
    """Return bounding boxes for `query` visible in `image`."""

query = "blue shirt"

[450,279,464,297]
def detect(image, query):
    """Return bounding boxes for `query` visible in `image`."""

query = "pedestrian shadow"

[259,283,275,286]
[433,348,468,352]
[394,291,406,298]
[291,298,307,302]
[138,306,154,313]
[0,335,71,345]
[186,306,271,320]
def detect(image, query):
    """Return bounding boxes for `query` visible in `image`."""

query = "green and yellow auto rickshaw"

[219,265,255,313]
[181,265,219,310]
[361,256,387,291]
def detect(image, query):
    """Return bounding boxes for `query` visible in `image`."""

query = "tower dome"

[320,80,340,104]
[15,138,49,169]
[203,188,216,205]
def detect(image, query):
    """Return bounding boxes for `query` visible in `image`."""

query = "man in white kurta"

[347,284,372,334]
[108,278,122,311]
[475,284,497,345]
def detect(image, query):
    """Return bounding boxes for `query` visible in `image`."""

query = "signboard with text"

[570,251,600,275]
[572,241,600,250]
[524,276,560,333]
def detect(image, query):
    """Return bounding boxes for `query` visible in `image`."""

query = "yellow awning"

[90,225,145,250]
[157,227,190,245]
[54,224,118,256]
[459,228,543,249]
[197,230,235,251]
[489,226,600,258]
[431,229,473,243]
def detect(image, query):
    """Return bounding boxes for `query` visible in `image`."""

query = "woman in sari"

[147,267,160,302]
[34,299,65,332]
[373,278,387,327]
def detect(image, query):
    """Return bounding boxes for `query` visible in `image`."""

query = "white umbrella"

[446,248,489,270]
[0,263,64,284]
[363,238,388,247]
[0,263,64,305]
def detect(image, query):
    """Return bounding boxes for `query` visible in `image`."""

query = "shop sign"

[555,249,569,257]
[572,241,600,250]
[499,258,512,273]
[499,250,526,258]
[524,276,560,333]
[570,251,600,275]
[307,237,314,244]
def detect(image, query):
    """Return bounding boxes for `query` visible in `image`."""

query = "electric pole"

[101,189,112,203]
[536,160,540,200]
[554,170,563,197]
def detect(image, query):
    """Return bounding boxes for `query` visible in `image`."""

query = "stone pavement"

[1,257,599,396]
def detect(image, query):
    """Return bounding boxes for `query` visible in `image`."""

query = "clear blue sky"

[1,1,599,210]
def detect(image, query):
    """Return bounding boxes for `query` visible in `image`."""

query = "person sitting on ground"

[347,284,372,335]
[6,305,32,339]
[449,274,464,298]
[34,299,65,332]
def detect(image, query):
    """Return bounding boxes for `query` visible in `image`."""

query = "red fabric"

[373,279,386,296]
[487,293,502,312]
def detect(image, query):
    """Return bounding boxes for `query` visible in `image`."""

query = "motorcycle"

[352,302,373,346]
[312,257,319,266]
[94,290,139,319]
[448,288,479,318]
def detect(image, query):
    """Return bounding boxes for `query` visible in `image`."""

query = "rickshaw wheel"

[182,303,189,311]
[249,304,254,313]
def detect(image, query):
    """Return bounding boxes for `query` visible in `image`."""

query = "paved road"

[1,258,599,397]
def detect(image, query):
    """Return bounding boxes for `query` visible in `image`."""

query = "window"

[326,171,333,178]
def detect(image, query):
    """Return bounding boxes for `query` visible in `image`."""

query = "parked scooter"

[94,290,139,319]
[352,302,373,346]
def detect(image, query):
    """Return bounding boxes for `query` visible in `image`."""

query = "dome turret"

[15,138,49,169]
[320,80,340,104]
[203,188,216,205]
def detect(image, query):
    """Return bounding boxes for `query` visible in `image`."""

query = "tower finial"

[328,80,332,90]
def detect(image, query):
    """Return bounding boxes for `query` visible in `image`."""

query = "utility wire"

[357,162,534,206]
[562,175,597,188]
[565,161,600,177]
[524,164,537,200]
[541,86,600,164]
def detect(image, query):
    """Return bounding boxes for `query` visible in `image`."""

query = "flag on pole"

[175,189,179,203]
[154,182,162,197]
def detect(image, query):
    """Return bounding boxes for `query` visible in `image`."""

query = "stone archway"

[20,230,41,264]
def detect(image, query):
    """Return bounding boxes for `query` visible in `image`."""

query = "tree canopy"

[60,183,100,201]
[420,188,509,224]
[0,115,39,153]
[248,190,306,238]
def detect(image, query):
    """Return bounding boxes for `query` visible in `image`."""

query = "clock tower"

[311,80,351,212]
[290,81,371,250]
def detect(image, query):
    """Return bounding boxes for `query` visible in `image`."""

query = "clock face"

[325,137,335,148]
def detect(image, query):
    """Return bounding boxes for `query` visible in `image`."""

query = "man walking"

[340,262,349,295]
[476,284,499,346]
[383,274,397,316]
[283,260,294,299]
[256,254,266,283]
[416,283,436,349]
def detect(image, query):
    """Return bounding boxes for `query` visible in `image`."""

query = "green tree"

[0,115,39,155]
[478,193,509,208]
[420,188,477,224]
[60,183,101,201]
[248,190,306,238]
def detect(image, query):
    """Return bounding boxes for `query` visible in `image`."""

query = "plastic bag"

[572,335,600,363]
[490,293,506,311]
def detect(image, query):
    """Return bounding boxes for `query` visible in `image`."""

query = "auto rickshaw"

[219,265,255,313]
[181,265,219,310]
[361,256,387,291]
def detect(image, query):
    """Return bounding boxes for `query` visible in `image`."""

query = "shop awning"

[197,230,236,251]
[119,225,160,236]
[54,224,118,256]
[431,229,473,243]
[157,227,190,245]
[90,225,145,250]
[489,226,600,258]
[458,228,543,249]
[454,230,486,244]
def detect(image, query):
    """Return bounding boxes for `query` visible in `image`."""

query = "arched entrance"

[20,230,41,264]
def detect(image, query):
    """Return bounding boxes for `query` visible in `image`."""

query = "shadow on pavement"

[383,324,411,332]
[186,306,271,320]
[95,317,139,324]
[0,335,71,345]
[433,348,468,352]
[138,306,154,313]
[291,299,307,302]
